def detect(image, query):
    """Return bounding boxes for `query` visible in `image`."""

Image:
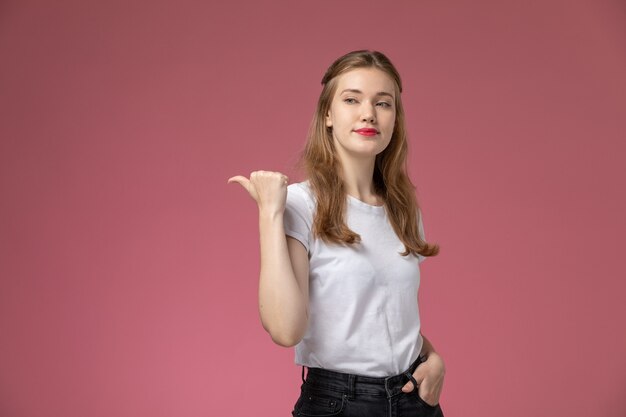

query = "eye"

[343,98,358,104]
[377,102,392,108]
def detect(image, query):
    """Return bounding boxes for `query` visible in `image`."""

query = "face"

[325,67,397,162]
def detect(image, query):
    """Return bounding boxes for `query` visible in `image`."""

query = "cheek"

[385,123,396,140]
[384,119,395,134]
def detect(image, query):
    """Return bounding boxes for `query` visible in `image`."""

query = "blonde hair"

[297,50,439,259]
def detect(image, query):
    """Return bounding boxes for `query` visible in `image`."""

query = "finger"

[227,175,250,188]
[401,380,415,393]
[228,176,255,197]
[401,371,425,393]
[227,175,244,183]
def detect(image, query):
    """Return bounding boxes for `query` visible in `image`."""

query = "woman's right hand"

[227,171,289,215]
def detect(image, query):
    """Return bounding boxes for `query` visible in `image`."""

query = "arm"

[402,332,446,406]
[258,211,309,347]
[228,171,309,347]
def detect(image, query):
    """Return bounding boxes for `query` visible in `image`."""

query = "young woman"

[229,50,445,417]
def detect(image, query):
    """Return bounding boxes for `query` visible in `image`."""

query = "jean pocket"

[413,390,438,409]
[294,387,347,416]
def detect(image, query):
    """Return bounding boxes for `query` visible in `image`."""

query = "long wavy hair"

[297,50,439,259]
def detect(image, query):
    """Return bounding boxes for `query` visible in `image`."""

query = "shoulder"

[284,181,315,243]
[288,179,312,194]
[287,180,316,206]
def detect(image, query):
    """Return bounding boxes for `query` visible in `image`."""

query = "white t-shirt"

[283,180,427,377]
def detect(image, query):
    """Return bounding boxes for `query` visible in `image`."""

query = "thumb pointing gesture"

[227,171,289,214]
[228,175,259,202]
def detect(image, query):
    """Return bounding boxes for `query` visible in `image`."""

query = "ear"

[325,110,332,128]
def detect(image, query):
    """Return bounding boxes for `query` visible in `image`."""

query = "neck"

[337,154,381,204]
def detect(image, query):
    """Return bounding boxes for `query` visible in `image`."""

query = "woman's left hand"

[401,352,446,407]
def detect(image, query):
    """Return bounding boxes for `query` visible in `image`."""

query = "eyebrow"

[339,89,394,99]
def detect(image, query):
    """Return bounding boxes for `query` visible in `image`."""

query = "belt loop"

[384,374,394,398]
[347,373,356,397]
[405,371,419,393]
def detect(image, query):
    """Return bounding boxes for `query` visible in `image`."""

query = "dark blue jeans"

[292,355,444,417]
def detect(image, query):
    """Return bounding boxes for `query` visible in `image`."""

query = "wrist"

[259,208,284,221]
[423,352,446,374]
[421,349,436,360]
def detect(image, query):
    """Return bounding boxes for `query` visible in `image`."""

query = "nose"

[361,102,376,123]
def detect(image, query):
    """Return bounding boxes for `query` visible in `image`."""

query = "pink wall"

[1,1,625,416]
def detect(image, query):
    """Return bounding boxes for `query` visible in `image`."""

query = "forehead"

[334,68,396,96]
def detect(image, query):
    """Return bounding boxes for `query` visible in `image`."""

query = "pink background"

[1,0,625,416]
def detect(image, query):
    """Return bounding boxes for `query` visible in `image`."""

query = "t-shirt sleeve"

[417,208,427,264]
[283,184,312,253]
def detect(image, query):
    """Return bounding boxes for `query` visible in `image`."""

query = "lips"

[354,128,379,136]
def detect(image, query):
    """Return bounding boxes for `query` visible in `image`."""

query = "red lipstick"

[354,128,379,136]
